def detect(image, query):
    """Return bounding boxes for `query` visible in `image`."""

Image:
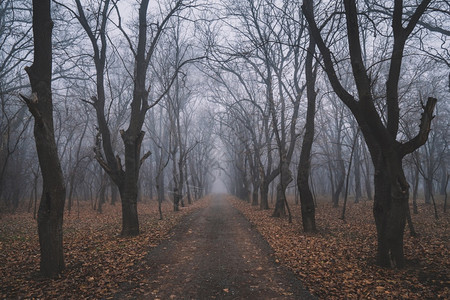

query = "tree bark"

[259,180,269,210]
[412,165,419,214]
[252,182,259,206]
[354,136,362,203]
[372,154,409,267]
[332,143,345,208]
[22,0,66,278]
[118,130,144,235]
[298,14,317,232]
[272,156,292,217]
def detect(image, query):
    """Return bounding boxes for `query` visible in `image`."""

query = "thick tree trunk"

[23,0,66,278]
[259,181,269,210]
[37,185,65,277]
[173,188,181,212]
[365,170,373,200]
[298,171,316,232]
[118,132,141,236]
[298,22,317,231]
[272,183,286,217]
[363,149,373,200]
[272,158,292,218]
[119,184,139,236]
[373,155,408,268]
[111,180,118,205]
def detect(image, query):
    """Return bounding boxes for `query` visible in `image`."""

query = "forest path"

[141,194,315,299]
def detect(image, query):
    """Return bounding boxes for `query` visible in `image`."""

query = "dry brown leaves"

[0,196,211,299]
[229,195,449,299]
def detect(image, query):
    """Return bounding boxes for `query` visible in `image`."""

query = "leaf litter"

[0,196,211,299]
[229,195,449,299]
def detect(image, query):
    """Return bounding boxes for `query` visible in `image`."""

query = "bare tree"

[58,0,194,235]
[303,0,437,267]
[20,0,66,277]
[298,0,317,232]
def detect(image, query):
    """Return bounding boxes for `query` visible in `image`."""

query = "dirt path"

[138,195,315,299]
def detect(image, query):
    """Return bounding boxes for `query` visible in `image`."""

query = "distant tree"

[0,0,33,204]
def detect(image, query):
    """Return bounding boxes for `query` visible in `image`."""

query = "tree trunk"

[412,165,419,214]
[298,15,317,232]
[272,183,286,217]
[373,155,408,268]
[149,162,154,201]
[156,165,165,219]
[110,180,118,205]
[444,174,449,213]
[259,181,269,210]
[33,177,38,220]
[118,133,141,236]
[332,158,345,207]
[97,172,107,214]
[366,176,373,200]
[272,157,292,217]
[363,147,373,200]
[252,183,259,206]
[186,177,192,205]
[406,204,417,237]
[119,183,139,236]
[23,0,66,278]
[341,130,359,221]
[439,163,448,195]
[424,177,432,204]
[173,188,181,212]
[67,172,76,212]
[298,163,316,231]
[354,139,362,203]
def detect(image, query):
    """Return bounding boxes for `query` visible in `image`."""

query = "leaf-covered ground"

[0,196,211,299]
[230,195,449,299]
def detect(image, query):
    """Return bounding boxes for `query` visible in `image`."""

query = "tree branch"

[140,151,151,167]
[19,92,42,123]
[301,1,357,111]
[400,97,437,156]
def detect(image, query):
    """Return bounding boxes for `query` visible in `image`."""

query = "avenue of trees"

[0,0,448,276]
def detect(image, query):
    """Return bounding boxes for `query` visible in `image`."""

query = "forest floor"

[230,195,449,299]
[1,194,448,299]
[0,196,211,299]
[131,194,314,299]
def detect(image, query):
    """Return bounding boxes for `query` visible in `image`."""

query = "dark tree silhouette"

[298,0,317,233]
[303,0,437,267]
[21,0,66,277]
